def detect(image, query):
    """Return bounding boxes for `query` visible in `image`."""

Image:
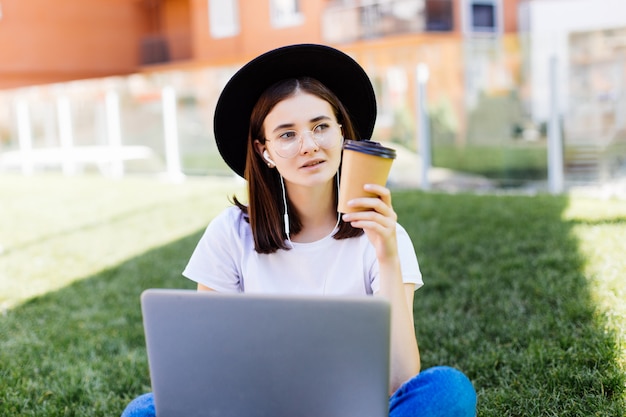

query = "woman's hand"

[342,184,420,392]
[341,183,399,261]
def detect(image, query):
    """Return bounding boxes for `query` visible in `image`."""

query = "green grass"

[0,174,243,309]
[432,144,548,185]
[395,192,626,415]
[0,175,624,416]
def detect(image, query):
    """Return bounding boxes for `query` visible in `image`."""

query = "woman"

[122,44,476,417]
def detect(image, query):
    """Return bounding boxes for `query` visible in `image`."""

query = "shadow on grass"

[0,193,624,417]
[0,230,202,417]
[393,191,626,416]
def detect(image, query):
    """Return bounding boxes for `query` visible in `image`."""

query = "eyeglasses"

[266,121,342,158]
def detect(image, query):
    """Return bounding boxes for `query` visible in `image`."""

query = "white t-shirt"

[183,206,423,295]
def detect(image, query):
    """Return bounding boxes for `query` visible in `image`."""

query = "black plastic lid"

[343,140,396,159]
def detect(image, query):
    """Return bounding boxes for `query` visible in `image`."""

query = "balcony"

[322,0,453,43]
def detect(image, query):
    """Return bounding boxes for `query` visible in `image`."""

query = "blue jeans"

[121,366,476,417]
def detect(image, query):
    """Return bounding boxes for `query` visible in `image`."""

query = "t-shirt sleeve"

[182,208,244,293]
[396,223,423,290]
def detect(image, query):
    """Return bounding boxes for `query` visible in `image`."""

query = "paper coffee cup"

[337,140,396,213]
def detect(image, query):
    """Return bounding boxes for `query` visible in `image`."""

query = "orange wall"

[190,0,522,66]
[0,0,523,90]
[502,0,520,33]
[0,0,144,89]
[162,0,193,61]
[191,0,330,66]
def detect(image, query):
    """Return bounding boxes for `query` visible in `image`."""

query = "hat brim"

[213,44,377,177]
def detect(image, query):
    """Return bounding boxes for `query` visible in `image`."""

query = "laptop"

[141,288,391,417]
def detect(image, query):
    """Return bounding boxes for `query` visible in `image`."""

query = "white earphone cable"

[280,172,341,252]
[279,175,293,248]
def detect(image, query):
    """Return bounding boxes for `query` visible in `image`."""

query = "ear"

[254,140,275,167]
[253,139,266,158]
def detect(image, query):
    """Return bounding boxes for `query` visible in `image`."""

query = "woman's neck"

[285,180,338,243]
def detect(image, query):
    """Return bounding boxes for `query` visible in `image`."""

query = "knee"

[121,393,155,417]
[390,366,477,417]
[426,366,476,412]
[420,365,475,393]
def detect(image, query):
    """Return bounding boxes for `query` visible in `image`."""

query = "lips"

[301,159,325,168]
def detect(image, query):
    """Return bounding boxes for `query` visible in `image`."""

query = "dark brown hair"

[233,77,364,254]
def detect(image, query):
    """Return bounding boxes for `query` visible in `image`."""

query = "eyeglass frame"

[264,120,343,158]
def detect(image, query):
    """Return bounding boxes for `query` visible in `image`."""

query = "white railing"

[1,35,624,190]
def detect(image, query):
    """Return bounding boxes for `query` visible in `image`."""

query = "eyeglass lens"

[271,122,341,158]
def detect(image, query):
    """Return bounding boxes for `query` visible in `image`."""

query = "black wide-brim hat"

[213,43,377,177]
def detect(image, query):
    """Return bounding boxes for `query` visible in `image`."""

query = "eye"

[313,123,331,134]
[278,130,298,141]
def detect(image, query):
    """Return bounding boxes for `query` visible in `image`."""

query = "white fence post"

[16,99,33,175]
[547,55,564,194]
[105,91,124,178]
[57,96,76,175]
[417,63,431,190]
[162,86,184,181]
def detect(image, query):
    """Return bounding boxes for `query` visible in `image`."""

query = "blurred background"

[0,0,624,192]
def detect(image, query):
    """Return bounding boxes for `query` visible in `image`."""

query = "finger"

[344,215,387,232]
[345,198,397,222]
[346,197,385,212]
[342,208,396,228]
[363,184,392,205]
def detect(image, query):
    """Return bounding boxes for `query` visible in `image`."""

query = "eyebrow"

[271,115,333,134]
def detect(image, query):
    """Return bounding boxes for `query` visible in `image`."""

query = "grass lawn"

[432,144,548,186]
[0,174,624,416]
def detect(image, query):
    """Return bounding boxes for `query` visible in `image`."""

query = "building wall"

[502,0,520,32]
[522,0,626,121]
[458,0,520,34]
[191,0,329,66]
[0,0,145,90]
[341,34,467,144]
[0,0,523,89]
[162,0,193,61]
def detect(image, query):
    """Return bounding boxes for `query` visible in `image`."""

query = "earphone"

[263,150,276,166]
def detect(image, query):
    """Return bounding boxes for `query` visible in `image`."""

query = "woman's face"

[257,91,343,188]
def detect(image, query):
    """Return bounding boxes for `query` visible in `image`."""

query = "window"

[472,4,495,30]
[465,0,500,34]
[209,0,240,38]
[426,0,453,32]
[271,0,304,28]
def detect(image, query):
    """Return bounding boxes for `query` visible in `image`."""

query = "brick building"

[0,0,521,90]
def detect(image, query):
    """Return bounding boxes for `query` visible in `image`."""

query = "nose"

[299,131,320,154]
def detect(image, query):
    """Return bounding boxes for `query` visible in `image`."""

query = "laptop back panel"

[141,289,390,417]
